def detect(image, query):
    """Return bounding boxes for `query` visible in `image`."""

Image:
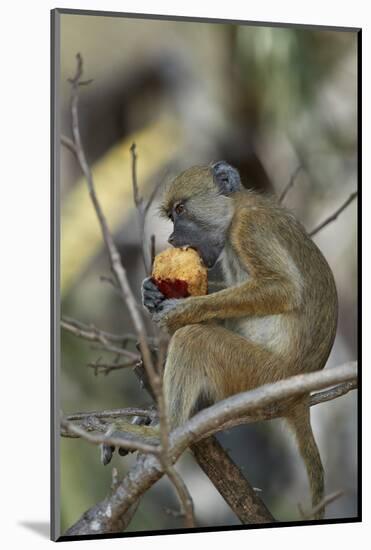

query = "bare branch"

[61,417,159,455]
[60,134,76,155]
[279,165,302,204]
[80,366,357,446]
[87,359,139,375]
[192,436,274,523]
[309,191,357,237]
[130,142,149,273]
[144,177,164,215]
[69,375,355,445]
[298,490,344,520]
[65,408,156,422]
[130,143,144,215]
[171,362,357,452]
[130,143,165,275]
[201,377,358,438]
[65,362,357,535]
[150,234,156,271]
[62,316,136,343]
[61,318,139,360]
[166,467,195,528]
[309,379,357,407]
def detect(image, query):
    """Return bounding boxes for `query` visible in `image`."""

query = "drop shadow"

[18,521,50,539]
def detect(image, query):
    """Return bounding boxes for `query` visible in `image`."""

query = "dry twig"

[61,417,159,455]
[129,143,163,275]
[279,165,302,204]
[309,191,358,237]
[61,317,139,360]
[87,358,139,376]
[60,134,76,155]
[66,407,155,422]
[297,490,344,520]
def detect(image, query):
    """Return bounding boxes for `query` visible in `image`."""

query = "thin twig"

[99,275,124,298]
[61,417,159,455]
[60,134,77,155]
[298,490,344,520]
[130,142,149,274]
[144,177,164,215]
[309,380,357,407]
[61,318,139,360]
[130,143,144,215]
[165,468,195,527]
[66,408,156,422]
[150,234,156,271]
[62,316,136,343]
[279,165,302,204]
[309,191,358,237]
[130,143,164,275]
[87,358,139,375]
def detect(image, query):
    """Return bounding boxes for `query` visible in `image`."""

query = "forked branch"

[310,191,358,237]
[64,362,357,535]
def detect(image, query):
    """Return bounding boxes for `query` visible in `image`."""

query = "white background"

[0,1,367,548]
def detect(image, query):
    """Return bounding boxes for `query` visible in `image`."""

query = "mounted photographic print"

[51,8,360,542]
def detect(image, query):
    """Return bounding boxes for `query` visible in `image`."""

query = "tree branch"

[61,317,140,361]
[60,134,77,155]
[192,437,274,523]
[298,490,344,520]
[309,191,357,237]
[199,377,358,438]
[64,362,357,535]
[61,417,159,455]
[279,165,302,204]
[62,377,356,443]
[130,142,148,274]
[65,407,156,422]
[87,357,139,376]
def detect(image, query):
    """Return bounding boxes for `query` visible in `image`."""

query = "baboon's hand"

[141,277,166,314]
[141,277,183,327]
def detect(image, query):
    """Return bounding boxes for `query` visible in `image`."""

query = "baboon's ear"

[211,161,242,195]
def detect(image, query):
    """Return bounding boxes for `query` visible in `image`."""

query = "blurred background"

[59,12,358,535]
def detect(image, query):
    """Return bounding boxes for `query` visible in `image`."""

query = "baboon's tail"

[286,401,324,520]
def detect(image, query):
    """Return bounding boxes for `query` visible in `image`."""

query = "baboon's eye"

[175,203,185,215]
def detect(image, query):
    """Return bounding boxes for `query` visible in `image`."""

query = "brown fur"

[160,167,338,520]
